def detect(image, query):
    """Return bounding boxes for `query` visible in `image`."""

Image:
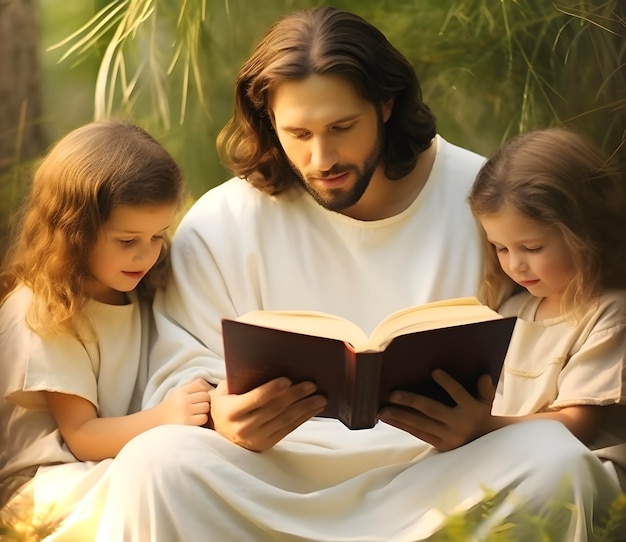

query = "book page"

[368,297,502,350]
[236,310,370,349]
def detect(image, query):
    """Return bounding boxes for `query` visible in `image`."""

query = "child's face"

[87,203,177,304]
[479,204,574,305]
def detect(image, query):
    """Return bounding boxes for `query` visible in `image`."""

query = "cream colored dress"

[495,290,626,484]
[86,137,619,541]
[4,137,621,541]
[0,286,149,532]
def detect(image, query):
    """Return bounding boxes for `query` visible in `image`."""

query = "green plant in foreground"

[429,478,626,541]
[2,483,624,541]
[595,492,626,542]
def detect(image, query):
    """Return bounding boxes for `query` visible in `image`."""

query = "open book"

[222,297,516,430]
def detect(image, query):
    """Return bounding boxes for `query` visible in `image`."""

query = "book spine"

[339,348,383,430]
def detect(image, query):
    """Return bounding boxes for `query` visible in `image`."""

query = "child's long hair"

[468,128,626,314]
[0,120,184,339]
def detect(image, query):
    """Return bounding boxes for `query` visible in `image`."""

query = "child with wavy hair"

[0,121,211,532]
[399,128,626,497]
[468,128,626,486]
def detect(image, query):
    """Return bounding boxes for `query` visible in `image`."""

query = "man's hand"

[379,370,496,451]
[209,378,328,452]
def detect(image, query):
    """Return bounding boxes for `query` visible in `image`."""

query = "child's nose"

[509,253,527,272]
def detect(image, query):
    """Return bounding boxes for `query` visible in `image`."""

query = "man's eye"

[333,125,352,133]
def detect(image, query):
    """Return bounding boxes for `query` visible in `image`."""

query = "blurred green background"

[1,0,624,263]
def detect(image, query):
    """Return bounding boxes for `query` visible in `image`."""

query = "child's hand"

[158,378,212,426]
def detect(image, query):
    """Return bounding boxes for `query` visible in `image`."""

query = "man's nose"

[310,137,338,172]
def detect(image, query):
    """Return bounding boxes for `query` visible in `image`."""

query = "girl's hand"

[379,370,496,451]
[158,378,212,426]
[209,378,328,452]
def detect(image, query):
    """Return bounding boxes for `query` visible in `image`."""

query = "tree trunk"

[0,0,46,260]
[0,0,47,172]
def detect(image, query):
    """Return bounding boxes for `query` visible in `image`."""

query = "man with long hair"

[58,7,620,540]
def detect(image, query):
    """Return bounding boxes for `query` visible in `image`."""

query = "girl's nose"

[509,252,527,272]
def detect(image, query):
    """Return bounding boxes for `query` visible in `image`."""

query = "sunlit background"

[0,2,624,538]
[1,0,624,262]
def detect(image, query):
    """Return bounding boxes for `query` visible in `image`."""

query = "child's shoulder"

[0,285,33,332]
[594,290,626,320]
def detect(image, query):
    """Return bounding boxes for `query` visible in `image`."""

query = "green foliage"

[44,0,624,195]
[596,492,626,542]
[355,0,625,158]
[44,0,319,196]
[429,479,626,541]
[2,482,625,541]
[432,481,576,542]
[1,1,623,257]
[0,161,36,263]
[49,0,211,128]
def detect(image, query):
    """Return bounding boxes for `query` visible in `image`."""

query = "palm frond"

[48,0,209,128]
[47,0,129,61]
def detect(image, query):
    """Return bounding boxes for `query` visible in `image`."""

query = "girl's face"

[87,203,177,304]
[479,204,574,308]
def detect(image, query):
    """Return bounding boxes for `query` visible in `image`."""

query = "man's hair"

[468,128,626,314]
[217,6,436,194]
[0,120,184,339]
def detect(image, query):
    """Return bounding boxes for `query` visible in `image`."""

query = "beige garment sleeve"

[551,321,626,408]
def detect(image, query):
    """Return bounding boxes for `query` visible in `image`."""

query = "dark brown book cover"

[222,316,517,430]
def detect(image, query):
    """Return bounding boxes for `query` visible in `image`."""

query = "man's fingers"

[431,369,473,405]
[477,374,496,403]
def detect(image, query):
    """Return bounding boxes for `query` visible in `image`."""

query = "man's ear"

[382,97,394,123]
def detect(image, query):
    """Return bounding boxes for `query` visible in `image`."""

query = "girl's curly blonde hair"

[468,128,626,315]
[0,120,184,340]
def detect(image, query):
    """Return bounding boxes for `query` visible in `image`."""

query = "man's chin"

[313,193,356,212]
[304,185,364,212]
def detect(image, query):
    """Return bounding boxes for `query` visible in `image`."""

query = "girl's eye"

[118,238,135,246]
[526,246,543,253]
[292,131,311,140]
[152,235,164,242]
[493,245,508,254]
[333,125,353,133]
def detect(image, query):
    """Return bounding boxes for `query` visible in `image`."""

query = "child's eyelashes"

[116,235,164,246]
[331,124,353,133]
[492,245,543,254]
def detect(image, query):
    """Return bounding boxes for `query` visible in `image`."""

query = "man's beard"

[292,126,384,213]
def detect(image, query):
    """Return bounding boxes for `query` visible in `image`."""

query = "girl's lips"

[122,271,144,279]
[518,279,540,288]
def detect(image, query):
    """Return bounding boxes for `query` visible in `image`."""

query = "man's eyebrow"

[279,113,361,131]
